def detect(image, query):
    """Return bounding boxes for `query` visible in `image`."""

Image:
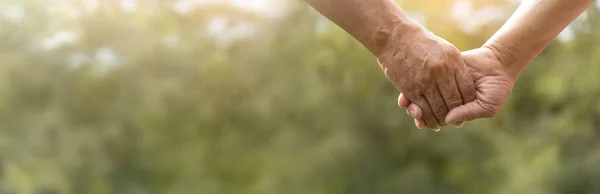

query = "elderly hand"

[399,47,515,130]
[378,26,476,130]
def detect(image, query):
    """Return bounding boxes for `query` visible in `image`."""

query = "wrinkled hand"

[378,27,476,130]
[399,47,515,130]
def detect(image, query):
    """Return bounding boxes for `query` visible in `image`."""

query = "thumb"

[445,100,495,124]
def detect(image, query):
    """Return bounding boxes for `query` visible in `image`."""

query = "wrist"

[371,18,423,58]
[482,40,522,81]
[482,39,518,67]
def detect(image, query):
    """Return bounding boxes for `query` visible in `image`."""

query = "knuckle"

[423,57,446,71]
[446,47,461,59]
[446,98,463,108]
[402,92,422,102]
[464,105,476,121]
[479,102,500,118]
[433,106,449,117]
[428,63,453,78]
[441,42,461,57]
[439,87,464,107]
[462,81,476,92]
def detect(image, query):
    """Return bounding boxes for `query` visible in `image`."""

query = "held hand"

[399,47,515,130]
[379,27,476,130]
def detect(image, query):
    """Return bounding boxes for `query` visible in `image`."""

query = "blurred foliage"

[0,0,599,193]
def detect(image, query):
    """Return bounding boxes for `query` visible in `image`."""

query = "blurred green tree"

[0,0,598,193]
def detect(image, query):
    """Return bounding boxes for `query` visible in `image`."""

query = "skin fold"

[400,0,596,130]
[304,0,476,130]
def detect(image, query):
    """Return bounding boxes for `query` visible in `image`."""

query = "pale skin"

[400,0,596,130]
[304,0,476,130]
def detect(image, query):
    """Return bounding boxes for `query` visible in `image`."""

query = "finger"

[398,93,411,108]
[407,103,427,130]
[407,103,422,119]
[455,64,477,104]
[425,89,449,127]
[445,100,496,124]
[412,97,441,130]
[414,118,425,129]
[438,72,464,113]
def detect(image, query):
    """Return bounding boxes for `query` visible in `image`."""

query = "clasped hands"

[379,26,515,131]
[304,0,593,131]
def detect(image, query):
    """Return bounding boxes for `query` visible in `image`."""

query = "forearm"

[483,0,594,80]
[304,0,422,57]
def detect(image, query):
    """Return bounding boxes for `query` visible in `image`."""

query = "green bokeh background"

[0,0,599,193]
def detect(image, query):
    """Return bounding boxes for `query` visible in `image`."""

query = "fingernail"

[406,109,410,116]
[433,128,440,132]
[414,119,423,129]
[453,121,464,128]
